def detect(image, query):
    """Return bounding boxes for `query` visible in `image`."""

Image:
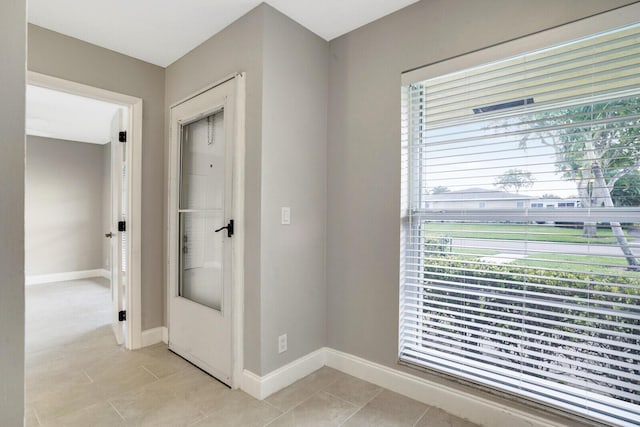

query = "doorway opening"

[25,72,143,350]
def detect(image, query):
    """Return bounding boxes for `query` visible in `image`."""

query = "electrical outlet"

[281,207,291,225]
[278,334,287,354]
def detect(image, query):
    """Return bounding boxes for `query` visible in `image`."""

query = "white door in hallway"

[168,77,240,386]
[109,109,127,345]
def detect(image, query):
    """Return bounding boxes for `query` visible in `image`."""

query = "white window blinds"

[400,21,640,426]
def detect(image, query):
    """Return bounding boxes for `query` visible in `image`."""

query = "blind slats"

[401,317,640,371]
[400,335,639,399]
[400,20,640,427]
[401,348,640,422]
[402,299,640,348]
[404,279,640,314]
[405,209,640,223]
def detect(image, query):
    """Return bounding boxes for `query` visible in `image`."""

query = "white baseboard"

[241,348,326,400]
[238,346,569,426]
[98,268,110,279]
[26,269,109,286]
[325,348,567,427]
[141,326,168,347]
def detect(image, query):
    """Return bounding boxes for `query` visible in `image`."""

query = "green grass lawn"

[450,248,500,257]
[423,222,640,276]
[513,253,640,277]
[424,222,628,244]
[428,249,640,278]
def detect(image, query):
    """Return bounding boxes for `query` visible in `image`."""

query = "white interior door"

[110,109,126,345]
[168,79,237,385]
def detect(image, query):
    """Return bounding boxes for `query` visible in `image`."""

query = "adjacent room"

[2,1,639,426]
[24,84,128,346]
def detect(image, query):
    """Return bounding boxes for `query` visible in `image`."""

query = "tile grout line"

[363,387,384,405]
[337,407,360,426]
[261,398,284,413]
[265,369,342,416]
[32,407,43,426]
[263,384,327,426]
[264,393,316,426]
[188,413,208,426]
[141,364,161,380]
[261,399,286,427]
[108,400,127,422]
[320,391,360,426]
[261,405,285,427]
[413,406,433,427]
[82,369,94,383]
[322,390,361,409]
[337,388,385,426]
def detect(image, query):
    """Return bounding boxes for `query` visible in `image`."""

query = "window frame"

[399,4,640,425]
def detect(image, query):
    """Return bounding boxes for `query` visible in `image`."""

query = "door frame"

[28,71,144,350]
[167,73,245,388]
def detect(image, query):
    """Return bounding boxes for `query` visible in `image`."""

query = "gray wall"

[0,0,25,424]
[28,25,166,330]
[260,6,328,374]
[327,0,636,393]
[25,136,107,276]
[165,4,329,375]
[165,5,265,374]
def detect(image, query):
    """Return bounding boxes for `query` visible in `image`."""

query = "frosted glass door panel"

[178,110,226,311]
[180,112,225,210]
[179,211,223,311]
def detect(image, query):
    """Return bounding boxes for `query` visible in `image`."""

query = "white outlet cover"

[278,334,287,353]
[281,207,291,225]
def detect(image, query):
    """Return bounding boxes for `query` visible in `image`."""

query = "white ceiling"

[28,0,419,67]
[27,85,125,144]
[26,0,418,143]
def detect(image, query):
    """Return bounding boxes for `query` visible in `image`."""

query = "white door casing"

[110,109,125,345]
[168,73,245,387]
[28,71,144,350]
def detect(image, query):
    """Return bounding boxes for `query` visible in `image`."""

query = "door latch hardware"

[118,310,126,321]
[214,219,234,238]
[118,221,126,232]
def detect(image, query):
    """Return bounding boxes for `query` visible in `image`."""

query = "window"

[558,202,575,208]
[400,17,640,427]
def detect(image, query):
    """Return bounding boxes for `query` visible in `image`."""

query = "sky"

[422,118,579,198]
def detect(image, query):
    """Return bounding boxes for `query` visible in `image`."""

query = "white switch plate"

[278,334,287,353]
[281,207,291,225]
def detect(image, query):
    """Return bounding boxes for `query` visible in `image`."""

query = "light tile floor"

[26,278,480,427]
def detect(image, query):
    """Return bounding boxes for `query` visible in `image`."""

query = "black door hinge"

[119,310,126,321]
[119,131,127,143]
[118,221,126,232]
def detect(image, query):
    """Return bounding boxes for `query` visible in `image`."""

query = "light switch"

[281,207,291,225]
